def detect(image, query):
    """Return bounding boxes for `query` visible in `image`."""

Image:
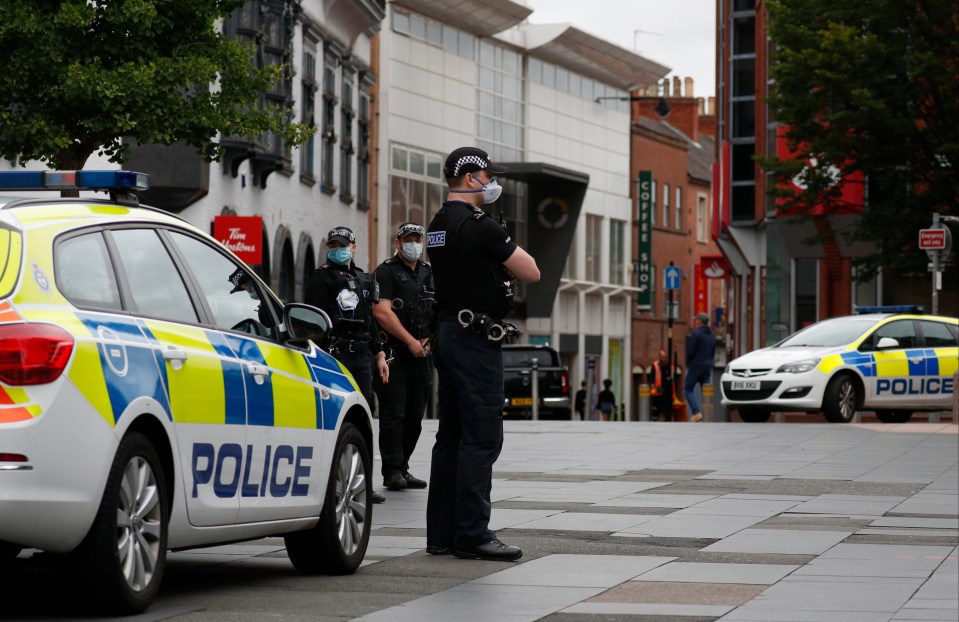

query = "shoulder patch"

[427,231,446,248]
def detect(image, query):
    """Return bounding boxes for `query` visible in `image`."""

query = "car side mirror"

[876,336,900,350]
[283,303,331,345]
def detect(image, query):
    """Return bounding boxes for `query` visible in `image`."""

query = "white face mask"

[401,242,423,261]
[479,177,502,204]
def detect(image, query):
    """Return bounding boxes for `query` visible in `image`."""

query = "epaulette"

[470,206,488,221]
[384,256,398,265]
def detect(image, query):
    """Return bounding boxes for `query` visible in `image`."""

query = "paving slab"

[471,553,675,587]
[702,528,852,555]
[633,561,799,584]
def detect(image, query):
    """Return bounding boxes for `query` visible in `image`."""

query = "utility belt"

[456,308,518,343]
[328,334,370,355]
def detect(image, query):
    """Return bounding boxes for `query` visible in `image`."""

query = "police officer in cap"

[372,222,436,493]
[305,225,389,503]
[425,147,540,561]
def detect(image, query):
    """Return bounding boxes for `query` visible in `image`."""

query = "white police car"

[0,171,374,614]
[721,308,958,423]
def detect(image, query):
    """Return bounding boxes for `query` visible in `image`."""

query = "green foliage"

[762,0,959,279]
[0,0,313,170]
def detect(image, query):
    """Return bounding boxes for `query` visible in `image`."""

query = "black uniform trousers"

[335,348,374,407]
[426,320,504,548]
[374,348,429,477]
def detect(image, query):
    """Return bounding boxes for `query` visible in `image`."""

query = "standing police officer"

[425,147,540,561]
[305,225,388,503]
[373,222,436,492]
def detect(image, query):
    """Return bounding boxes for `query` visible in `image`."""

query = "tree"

[0,0,312,171]
[761,0,959,279]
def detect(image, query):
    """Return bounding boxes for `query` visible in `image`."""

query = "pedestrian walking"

[596,378,616,421]
[649,349,680,422]
[684,312,716,423]
[425,146,540,561]
[305,225,389,503]
[574,380,587,421]
[372,222,436,493]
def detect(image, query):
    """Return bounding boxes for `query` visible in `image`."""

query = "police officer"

[305,225,388,503]
[372,222,436,492]
[425,147,540,561]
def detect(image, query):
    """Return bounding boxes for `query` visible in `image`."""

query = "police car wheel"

[738,408,771,423]
[875,410,913,424]
[285,422,371,575]
[78,432,168,615]
[822,374,860,423]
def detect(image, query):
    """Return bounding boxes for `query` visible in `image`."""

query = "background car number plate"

[731,380,761,391]
[511,397,533,406]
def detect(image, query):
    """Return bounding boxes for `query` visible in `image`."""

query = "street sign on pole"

[664,265,681,290]
[919,228,947,249]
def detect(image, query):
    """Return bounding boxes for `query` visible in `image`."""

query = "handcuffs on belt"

[457,309,518,342]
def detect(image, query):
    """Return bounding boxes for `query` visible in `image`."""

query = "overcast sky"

[523,0,717,98]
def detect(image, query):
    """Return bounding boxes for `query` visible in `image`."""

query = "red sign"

[700,255,729,280]
[694,263,708,316]
[919,229,947,249]
[214,216,263,265]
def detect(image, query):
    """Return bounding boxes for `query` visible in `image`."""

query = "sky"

[523,0,717,99]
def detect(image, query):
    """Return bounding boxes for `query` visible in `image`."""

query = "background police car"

[0,171,375,615]
[721,309,958,423]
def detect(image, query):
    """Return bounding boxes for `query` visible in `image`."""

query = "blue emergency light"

[854,305,926,314]
[0,170,150,192]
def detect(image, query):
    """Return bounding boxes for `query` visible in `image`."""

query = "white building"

[378,0,668,417]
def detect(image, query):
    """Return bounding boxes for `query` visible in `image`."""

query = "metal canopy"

[392,0,532,37]
[525,23,670,91]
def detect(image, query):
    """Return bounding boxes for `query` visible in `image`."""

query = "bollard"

[702,385,714,422]
[638,384,650,421]
[530,357,539,421]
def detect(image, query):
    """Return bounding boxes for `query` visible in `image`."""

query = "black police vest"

[381,257,437,340]
[319,264,378,337]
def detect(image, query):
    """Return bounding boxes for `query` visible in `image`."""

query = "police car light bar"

[0,170,150,192]
[854,305,926,314]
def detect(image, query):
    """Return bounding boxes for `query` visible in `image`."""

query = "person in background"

[373,222,436,493]
[596,378,616,421]
[574,380,586,421]
[305,226,389,503]
[649,349,679,422]
[684,312,716,423]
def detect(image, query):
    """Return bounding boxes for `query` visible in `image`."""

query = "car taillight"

[561,370,569,395]
[0,323,75,386]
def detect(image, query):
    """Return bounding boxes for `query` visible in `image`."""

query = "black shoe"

[453,539,522,561]
[403,472,428,489]
[371,491,385,504]
[384,473,407,491]
[426,543,452,555]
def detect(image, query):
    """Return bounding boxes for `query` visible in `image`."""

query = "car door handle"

[161,346,188,370]
[907,357,923,364]
[247,363,270,385]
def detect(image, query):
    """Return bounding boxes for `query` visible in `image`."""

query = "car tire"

[285,422,371,575]
[77,432,168,615]
[875,410,913,424]
[738,408,771,423]
[822,374,860,423]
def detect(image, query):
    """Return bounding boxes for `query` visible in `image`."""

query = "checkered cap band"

[450,155,491,177]
[397,223,425,238]
[327,227,355,243]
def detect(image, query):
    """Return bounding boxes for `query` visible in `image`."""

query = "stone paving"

[357,420,958,622]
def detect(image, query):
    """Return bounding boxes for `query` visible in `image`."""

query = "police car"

[721,307,958,423]
[0,171,374,614]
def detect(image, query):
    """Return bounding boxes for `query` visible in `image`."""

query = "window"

[110,229,197,324]
[650,180,657,226]
[563,229,577,279]
[862,320,917,351]
[169,232,276,339]
[389,143,446,234]
[793,258,818,331]
[585,215,602,282]
[662,183,670,228]
[321,49,338,193]
[919,320,957,348]
[55,233,120,310]
[476,40,524,162]
[357,85,371,208]
[339,68,355,203]
[697,195,708,242]
[393,8,474,59]
[675,186,683,230]
[609,219,625,285]
[299,40,318,183]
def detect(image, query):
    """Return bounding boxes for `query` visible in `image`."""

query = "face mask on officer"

[473,175,502,204]
[328,247,353,265]
[401,242,423,261]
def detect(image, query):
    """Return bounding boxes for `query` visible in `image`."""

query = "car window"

[55,233,121,310]
[919,320,958,347]
[776,318,876,348]
[167,231,276,339]
[860,319,917,351]
[110,228,198,324]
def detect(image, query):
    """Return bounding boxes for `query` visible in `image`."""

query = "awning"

[524,24,669,91]
[392,0,531,37]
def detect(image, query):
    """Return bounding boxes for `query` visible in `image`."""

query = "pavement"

[4,419,958,621]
